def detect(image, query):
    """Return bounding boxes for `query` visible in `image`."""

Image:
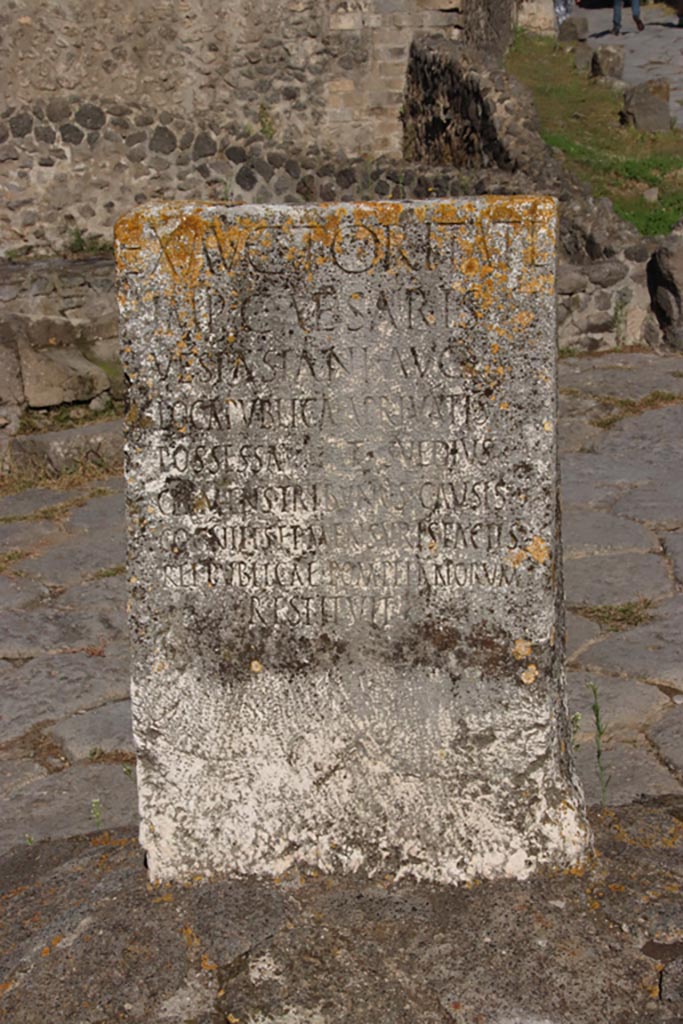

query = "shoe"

[634,15,644,30]
[612,23,620,33]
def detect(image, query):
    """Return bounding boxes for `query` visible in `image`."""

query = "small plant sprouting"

[570,711,582,750]
[69,227,86,253]
[25,834,34,846]
[258,103,275,140]
[90,797,103,829]
[122,764,133,778]
[587,682,610,807]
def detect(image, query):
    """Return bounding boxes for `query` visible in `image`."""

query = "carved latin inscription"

[118,199,589,885]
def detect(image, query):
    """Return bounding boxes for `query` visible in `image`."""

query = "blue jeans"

[613,0,640,29]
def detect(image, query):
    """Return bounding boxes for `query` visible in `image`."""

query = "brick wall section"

[325,0,464,156]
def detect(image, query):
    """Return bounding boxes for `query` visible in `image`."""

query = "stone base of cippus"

[117,197,591,883]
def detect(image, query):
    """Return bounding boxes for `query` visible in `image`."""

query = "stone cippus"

[118,198,590,885]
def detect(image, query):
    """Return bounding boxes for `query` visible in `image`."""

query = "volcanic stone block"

[116,198,590,883]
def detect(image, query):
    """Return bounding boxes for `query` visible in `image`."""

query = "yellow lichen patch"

[40,935,63,957]
[520,664,539,685]
[250,659,263,673]
[512,639,532,661]
[201,953,218,971]
[527,536,551,564]
[182,925,201,949]
[513,310,535,329]
[543,420,553,433]
[506,548,527,567]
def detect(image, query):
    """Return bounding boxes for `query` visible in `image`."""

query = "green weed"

[577,597,653,631]
[506,32,683,235]
[591,390,683,427]
[258,103,276,141]
[587,682,610,807]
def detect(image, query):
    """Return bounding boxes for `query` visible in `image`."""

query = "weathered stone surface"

[648,705,683,776]
[0,644,130,744]
[559,13,589,41]
[577,596,683,691]
[565,610,600,659]
[0,576,127,661]
[149,125,177,154]
[0,334,25,432]
[622,78,671,132]
[12,527,125,584]
[1,763,138,855]
[48,699,134,761]
[2,801,682,1024]
[517,0,557,35]
[7,419,123,476]
[649,224,683,348]
[564,551,673,607]
[18,342,109,408]
[567,668,669,742]
[591,46,624,81]
[563,508,656,557]
[117,198,589,884]
[662,529,683,585]
[573,740,683,806]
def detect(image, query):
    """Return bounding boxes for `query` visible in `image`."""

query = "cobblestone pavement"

[580,0,683,127]
[1,352,683,854]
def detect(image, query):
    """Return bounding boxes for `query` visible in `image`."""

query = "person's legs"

[613,0,623,32]
[631,0,644,29]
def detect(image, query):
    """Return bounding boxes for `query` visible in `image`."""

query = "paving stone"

[563,508,657,556]
[0,644,130,745]
[0,486,82,519]
[0,577,127,660]
[566,611,601,660]
[1,762,139,855]
[573,741,683,807]
[559,354,683,401]
[49,700,134,761]
[566,668,669,742]
[593,407,683,483]
[648,706,683,777]
[0,757,48,798]
[613,478,683,529]
[662,530,683,585]
[0,516,62,550]
[13,528,125,584]
[65,488,125,531]
[560,452,649,509]
[577,596,683,691]
[564,552,673,607]
[0,575,50,610]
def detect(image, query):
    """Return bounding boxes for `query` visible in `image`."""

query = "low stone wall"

[402,34,665,352]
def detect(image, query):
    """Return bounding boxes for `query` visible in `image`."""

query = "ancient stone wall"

[0,0,519,259]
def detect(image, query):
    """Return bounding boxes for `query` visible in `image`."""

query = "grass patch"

[576,597,653,631]
[505,31,683,235]
[89,565,125,580]
[590,389,683,427]
[66,228,114,257]
[0,488,112,524]
[0,450,119,500]
[0,548,30,574]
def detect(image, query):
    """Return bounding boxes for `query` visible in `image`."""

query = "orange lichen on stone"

[520,664,539,685]
[513,639,532,660]
[527,537,551,565]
